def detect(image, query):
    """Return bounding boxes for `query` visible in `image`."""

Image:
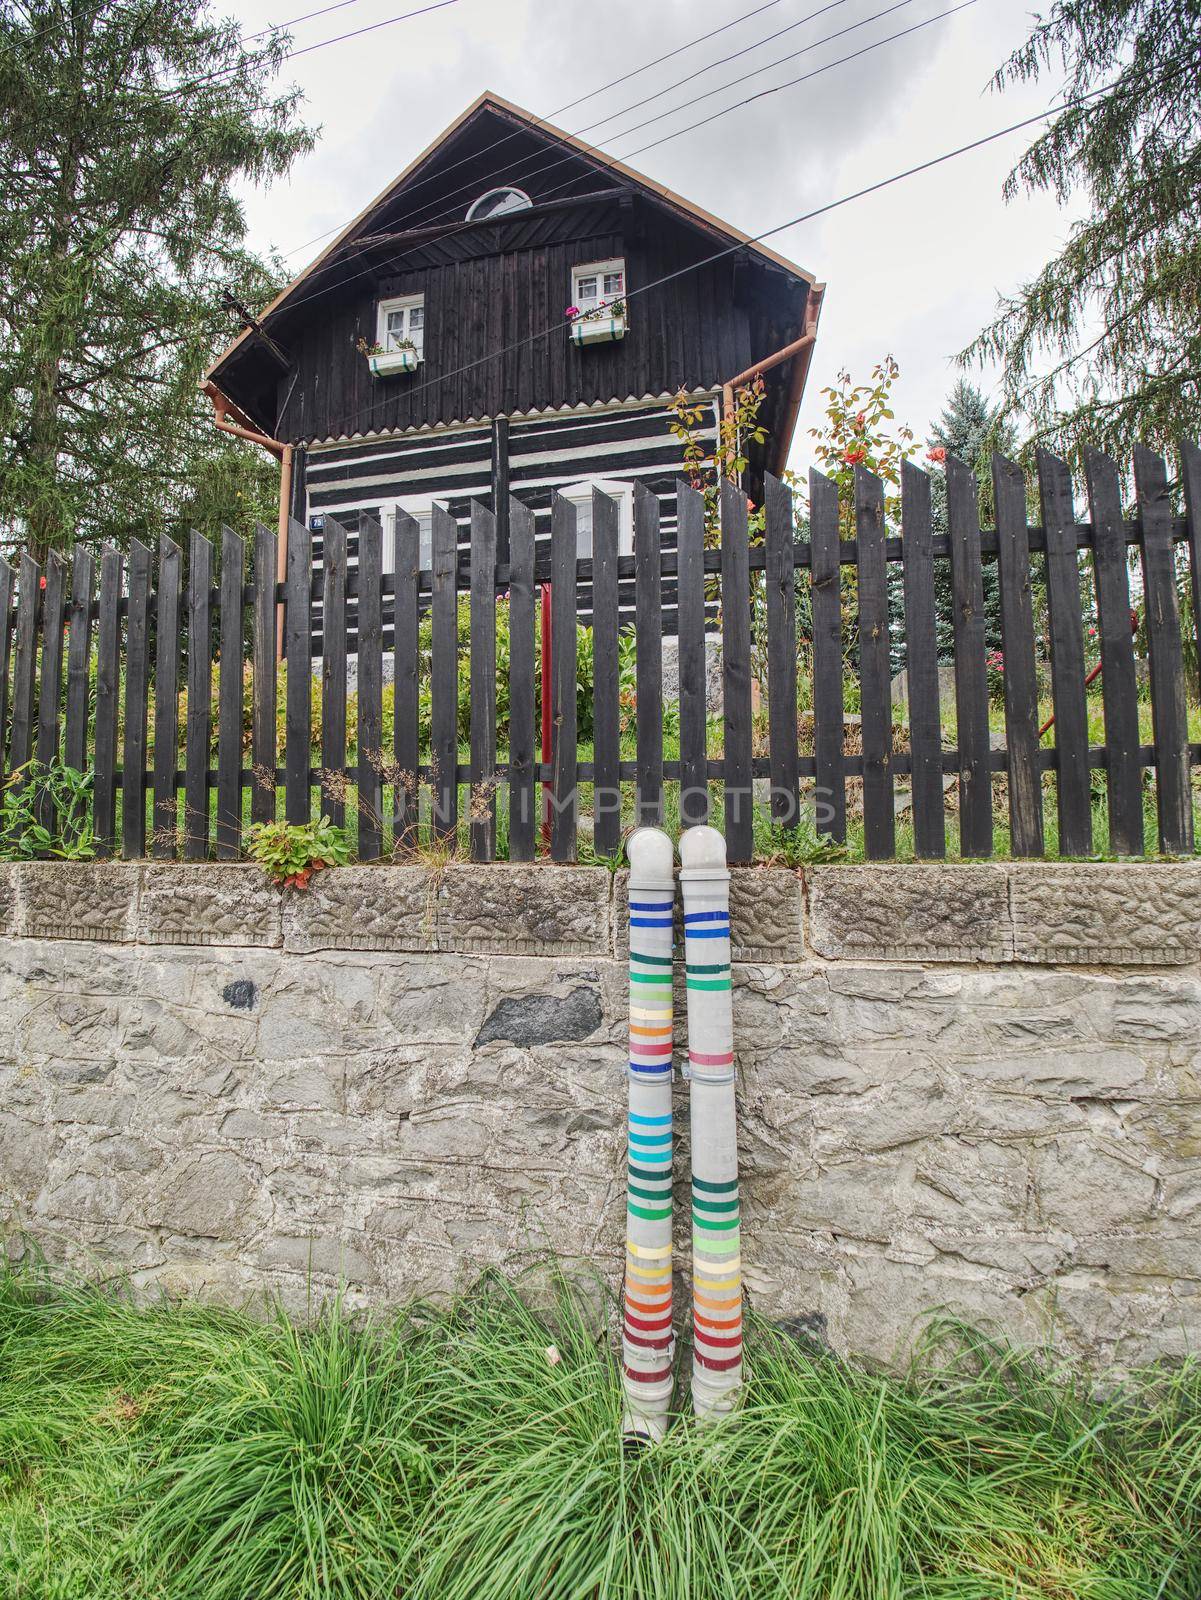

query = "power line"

[327,82,1101,438]
[243,0,364,43]
[263,0,971,324]
[276,0,800,259]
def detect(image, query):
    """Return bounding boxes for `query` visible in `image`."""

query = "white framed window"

[571,257,626,317]
[382,494,449,573]
[466,185,533,221]
[561,478,634,559]
[376,294,425,359]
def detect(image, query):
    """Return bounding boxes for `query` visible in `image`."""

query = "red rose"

[844,447,866,465]
[926,446,947,464]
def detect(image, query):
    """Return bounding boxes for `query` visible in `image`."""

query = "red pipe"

[541,581,553,848]
[1037,608,1137,739]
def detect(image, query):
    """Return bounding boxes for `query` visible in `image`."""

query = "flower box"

[367,347,420,377]
[570,313,626,348]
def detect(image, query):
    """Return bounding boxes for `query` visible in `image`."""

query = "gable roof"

[206,90,816,380]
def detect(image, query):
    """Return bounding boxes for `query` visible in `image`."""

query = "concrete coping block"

[1009,860,1201,965]
[438,863,610,955]
[282,864,437,953]
[613,867,804,961]
[808,863,1014,962]
[138,863,283,948]
[16,860,140,943]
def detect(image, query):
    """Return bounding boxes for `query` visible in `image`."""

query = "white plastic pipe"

[679,825,743,1422]
[621,825,676,1442]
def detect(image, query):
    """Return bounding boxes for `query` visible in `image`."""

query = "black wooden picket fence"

[2,440,1201,866]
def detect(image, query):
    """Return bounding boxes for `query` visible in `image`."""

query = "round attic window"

[466,186,533,221]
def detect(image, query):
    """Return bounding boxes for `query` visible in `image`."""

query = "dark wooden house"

[205,92,824,628]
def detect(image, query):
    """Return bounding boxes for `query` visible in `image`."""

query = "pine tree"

[962,0,1201,456]
[0,0,316,556]
[929,380,1018,657]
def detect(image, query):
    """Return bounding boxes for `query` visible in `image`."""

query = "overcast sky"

[220,0,1075,469]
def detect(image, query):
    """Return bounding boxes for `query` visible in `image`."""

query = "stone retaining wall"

[1,859,1199,1369]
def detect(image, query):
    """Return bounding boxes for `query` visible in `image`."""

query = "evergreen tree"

[929,380,1018,657]
[962,0,1201,456]
[0,0,316,556]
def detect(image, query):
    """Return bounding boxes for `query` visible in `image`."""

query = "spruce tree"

[962,0,1201,455]
[0,0,316,555]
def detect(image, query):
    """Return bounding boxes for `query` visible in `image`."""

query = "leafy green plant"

[0,759,95,860]
[245,815,352,888]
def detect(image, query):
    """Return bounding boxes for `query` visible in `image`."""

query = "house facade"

[205,93,824,629]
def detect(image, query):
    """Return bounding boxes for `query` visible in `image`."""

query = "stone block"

[438,864,609,955]
[282,865,435,953]
[139,864,282,947]
[18,861,138,942]
[1010,862,1201,965]
[0,865,16,935]
[808,864,1013,962]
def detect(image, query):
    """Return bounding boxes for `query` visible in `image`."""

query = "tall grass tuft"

[0,1258,1196,1598]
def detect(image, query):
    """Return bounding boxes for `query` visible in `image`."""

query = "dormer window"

[377,294,424,359]
[465,186,533,221]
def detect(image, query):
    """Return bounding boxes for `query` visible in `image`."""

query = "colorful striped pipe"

[679,824,743,1422]
[621,825,676,1443]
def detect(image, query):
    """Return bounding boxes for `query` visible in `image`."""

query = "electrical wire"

[276,0,800,258]
[243,0,365,43]
[323,79,1114,439]
[246,0,974,327]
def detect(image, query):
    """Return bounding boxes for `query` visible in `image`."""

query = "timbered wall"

[305,398,718,632]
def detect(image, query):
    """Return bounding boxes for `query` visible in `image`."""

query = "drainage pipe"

[679,824,743,1422]
[621,825,677,1442]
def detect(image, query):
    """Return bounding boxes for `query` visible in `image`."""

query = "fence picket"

[215,529,244,860]
[507,497,536,861]
[676,480,708,829]
[392,510,421,849]
[357,514,384,861]
[1133,445,1192,853]
[64,549,94,777]
[122,540,153,859]
[1183,440,1201,704]
[809,469,845,843]
[1083,449,1142,854]
[36,553,67,774]
[591,488,621,857]
[721,478,754,863]
[0,558,14,783]
[153,537,182,856]
[430,502,459,843]
[900,461,945,857]
[992,453,1044,857]
[284,518,312,827]
[633,483,663,827]
[1038,451,1091,856]
[764,472,799,830]
[93,547,122,857]
[184,532,213,859]
[251,525,276,828]
[469,500,498,861]
[947,456,993,857]
[856,467,895,858]
[320,516,348,829]
[550,492,579,861]
[9,554,39,776]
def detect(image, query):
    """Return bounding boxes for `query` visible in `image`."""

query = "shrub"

[0,759,95,860]
[245,815,352,887]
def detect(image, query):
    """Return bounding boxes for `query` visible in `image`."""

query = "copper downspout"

[721,283,826,475]
[203,381,293,656]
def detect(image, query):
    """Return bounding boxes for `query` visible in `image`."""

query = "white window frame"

[465,185,533,221]
[382,493,449,574]
[560,477,634,558]
[570,257,626,316]
[376,293,425,359]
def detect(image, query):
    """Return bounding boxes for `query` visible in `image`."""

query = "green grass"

[0,1259,1198,1599]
